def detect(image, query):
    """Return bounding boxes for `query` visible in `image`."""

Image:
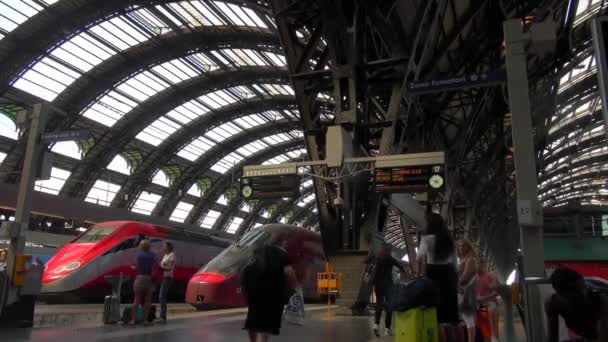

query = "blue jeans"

[159,277,173,320]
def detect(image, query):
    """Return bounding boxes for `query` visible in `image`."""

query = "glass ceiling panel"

[138,83,290,146]
[177,136,215,162]
[107,154,131,175]
[0,1,59,40]
[152,170,170,187]
[131,191,162,215]
[34,167,70,195]
[12,1,272,101]
[188,184,201,197]
[51,141,82,160]
[201,209,221,229]
[297,193,316,207]
[574,0,604,26]
[85,180,121,207]
[0,113,18,140]
[170,201,194,223]
[0,151,7,164]
[226,217,244,234]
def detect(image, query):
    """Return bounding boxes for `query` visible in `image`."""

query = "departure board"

[241,175,300,199]
[374,165,445,193]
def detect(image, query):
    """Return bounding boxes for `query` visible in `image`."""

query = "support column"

[1,103,48,318]
[503,20,546,342]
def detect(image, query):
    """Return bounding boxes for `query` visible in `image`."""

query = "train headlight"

[65,262,80,271]
[53,262,80,274]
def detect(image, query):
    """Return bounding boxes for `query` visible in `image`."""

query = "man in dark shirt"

[545,267,608,342]
[366,243,405,337]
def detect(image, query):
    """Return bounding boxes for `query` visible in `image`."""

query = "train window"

[236,228,267,248]
[74,226,117,243]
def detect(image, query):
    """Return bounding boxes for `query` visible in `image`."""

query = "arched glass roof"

[0,0,319,236]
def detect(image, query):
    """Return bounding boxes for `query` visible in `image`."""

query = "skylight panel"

[170,201,194,223]
[263,52,286,66]
[152,170,170,187]
[241,202,250,213]
[242,7,267,28]
[154,5,183,27]
[192,2,225,26]
[226,217,244,234]
[261,210,269,218]
[201,209,221,228]
[233,114,268,128]
[85,180,121,206]
[168,2,204,27]
[177,136,215,161]
[297,193,316,207]
[217,195,228,206]
[34,167,70,195]
[82,90,139,126]
[107,155,131,175]
[214,1,246,25]
[237,140,269,156]
[0,152,7,164]
[131,191,162,215]
[136,116,181,146]
[211,152,243,173]
[51,141,82,160]
[0,114,17,140]
[0,1,54,36]
[188,184,201,197]
[206,122,243,141]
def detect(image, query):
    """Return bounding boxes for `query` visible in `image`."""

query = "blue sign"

[407,69,507,95]
[41,129,91,143]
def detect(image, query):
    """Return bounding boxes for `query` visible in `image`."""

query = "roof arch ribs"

[61,67,291,199]
[183,139,305,225]
[140,120,302,217]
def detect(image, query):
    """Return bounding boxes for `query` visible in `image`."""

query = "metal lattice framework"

[0,0,603,259]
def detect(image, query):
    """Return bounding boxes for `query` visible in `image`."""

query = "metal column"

[1,103,48,315]
[503,20,546,342]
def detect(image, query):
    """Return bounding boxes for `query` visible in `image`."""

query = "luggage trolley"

[317,263,341,318]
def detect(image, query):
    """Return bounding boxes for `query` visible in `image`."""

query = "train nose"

[186,273,227,308]
[186,272,244,308]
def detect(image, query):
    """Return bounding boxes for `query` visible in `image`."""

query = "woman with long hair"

[417,213,461,342]
[457,239,480,342]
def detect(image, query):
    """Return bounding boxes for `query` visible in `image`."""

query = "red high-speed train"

[40,221,231,303]
[186,224,326,309]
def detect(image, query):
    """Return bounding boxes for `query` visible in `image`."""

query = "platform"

[6,305,390,342]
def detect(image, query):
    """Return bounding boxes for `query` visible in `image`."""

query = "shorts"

[462,312,476,328]
[134,275,152,292]
[486,301,497,310]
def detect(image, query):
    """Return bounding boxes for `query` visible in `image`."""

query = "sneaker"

[373,324,380,337]
[384,328,392,336]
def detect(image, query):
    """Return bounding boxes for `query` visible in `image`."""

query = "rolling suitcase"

[103,295,120,324]
[394,307,439,342]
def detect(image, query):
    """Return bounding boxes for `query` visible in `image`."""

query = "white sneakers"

[373,323,380,337]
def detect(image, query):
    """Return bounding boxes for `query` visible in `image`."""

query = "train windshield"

[201,228,269,275]
[73,226,117,243]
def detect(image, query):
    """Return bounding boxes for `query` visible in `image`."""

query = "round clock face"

[429,174,444,189]
[241,185,253,198]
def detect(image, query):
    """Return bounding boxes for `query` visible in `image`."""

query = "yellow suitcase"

[394,308,439,342]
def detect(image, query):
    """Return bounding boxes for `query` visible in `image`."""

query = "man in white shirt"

[158,241,176,323]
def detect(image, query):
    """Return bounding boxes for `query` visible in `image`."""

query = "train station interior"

[0,0,607,341]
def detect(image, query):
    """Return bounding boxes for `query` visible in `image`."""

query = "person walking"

[367,243,405,337]
[130,239,157,325]
[545,267,608,342]
[242,232,296,342]
[457,239,479,342]
[157,241,175,323]
[417,213,462,342]
[477,266,500,342]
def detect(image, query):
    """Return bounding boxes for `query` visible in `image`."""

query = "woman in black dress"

[417,213,462,342]
[243,232,296,342]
